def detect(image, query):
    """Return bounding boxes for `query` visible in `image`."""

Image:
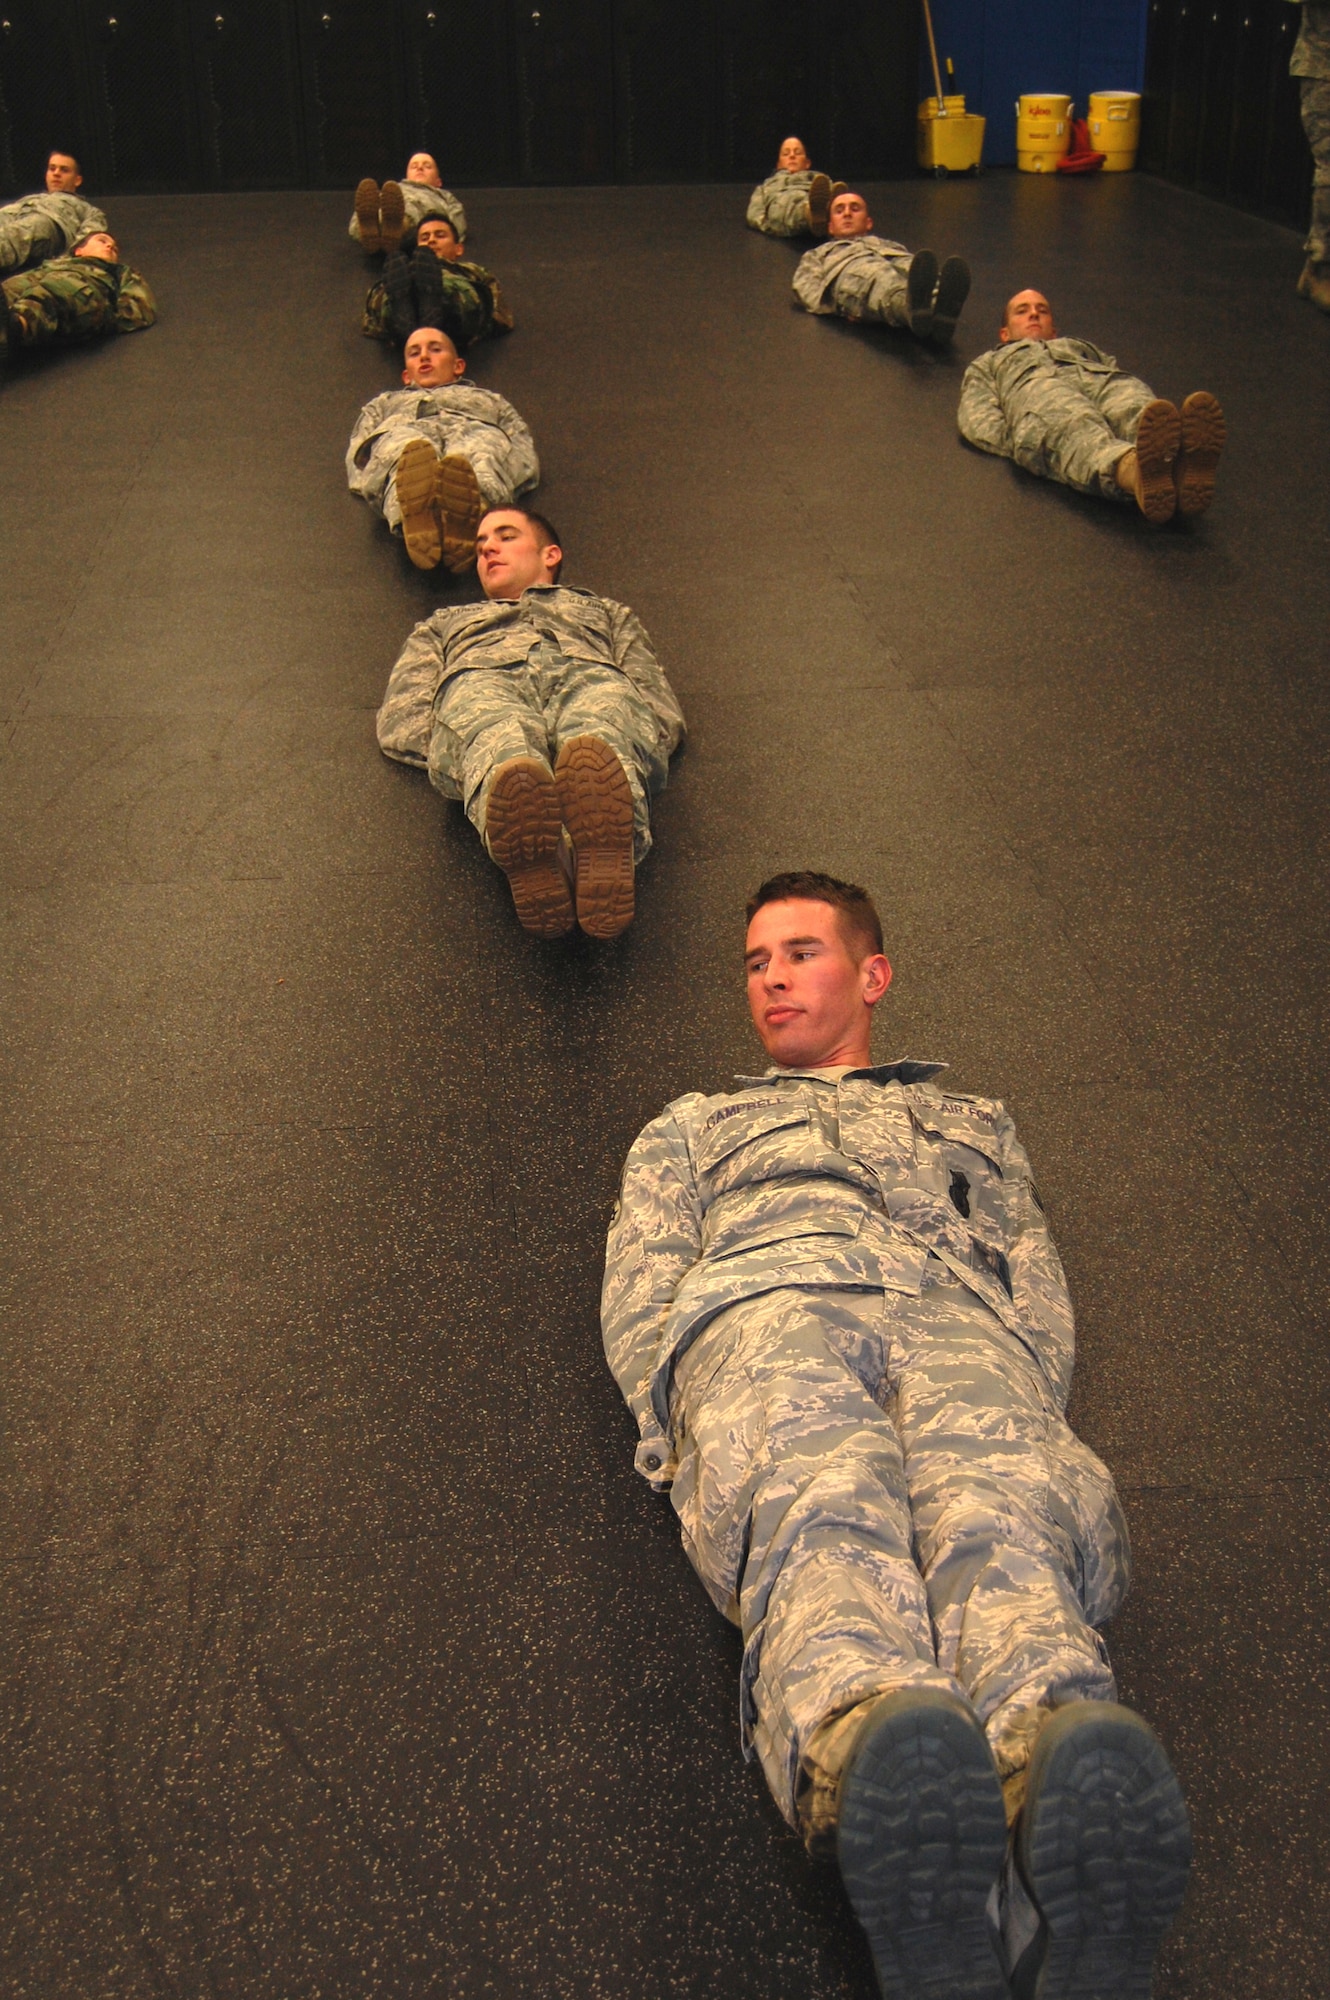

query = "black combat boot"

[411,246,448,341]
[382,253,415,342]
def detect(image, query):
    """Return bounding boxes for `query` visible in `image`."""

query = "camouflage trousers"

[668,1260,1128,1829]
[2,273,116,351]
[428,659,667,862]
[363,270,494,349]
[0,210,63,277]
[831,255,913,331]
[754,187,815,237]
[364,418,528,531]
[1004,366,1155,500]
[1301,78,1330,263]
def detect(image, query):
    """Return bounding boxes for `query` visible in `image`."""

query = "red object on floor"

[1057,117,1106,173]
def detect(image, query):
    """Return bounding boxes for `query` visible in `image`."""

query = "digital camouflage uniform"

[348,181,467,246]
[958,338,1154,501]
[793,234,914,328]
[346,383,537,532]
[0,192,108,276]
[1290,1,1330,264]
[376,584,686,863]
[602,1064,1128,1828]
[746,168,818,237]
[1,254,156,359]
[361,258,513,349]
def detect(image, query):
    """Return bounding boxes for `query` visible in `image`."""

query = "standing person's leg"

[892,1261,1190,1992]
[428,664,575,936]
[1298,78,1330,307]
[671,1286,1009,2000]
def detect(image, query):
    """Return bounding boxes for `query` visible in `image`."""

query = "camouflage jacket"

[2,255,157,339]
[793,233,911,312]
[346,382,536,493]
[602,1063,1075,1486]
[1289,1,1330,77]
[958,337,1121,456]
[376,583,686,767]
[348,181,468,242]
[745,168,815,228]
[0,191,109,249]
[360,258,514,344]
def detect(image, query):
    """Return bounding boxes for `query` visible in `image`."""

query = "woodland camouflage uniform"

[958,337,1155,500]
[1,253,156,357]
[602,1063,1129,1830]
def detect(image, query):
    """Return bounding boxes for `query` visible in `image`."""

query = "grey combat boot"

[816,1686,1009,2000]
[1005,1702,1192,2000]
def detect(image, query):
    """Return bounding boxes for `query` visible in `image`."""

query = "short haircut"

[48,149,81,169]
[478,504,564,582]
[746,871,884,958]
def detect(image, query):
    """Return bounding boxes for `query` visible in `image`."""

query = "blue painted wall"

[921,0,1149,164]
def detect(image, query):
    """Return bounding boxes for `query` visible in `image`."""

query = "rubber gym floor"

[1,174,1326,1999]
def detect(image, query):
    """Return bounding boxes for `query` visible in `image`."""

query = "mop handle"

[920,0,945,105]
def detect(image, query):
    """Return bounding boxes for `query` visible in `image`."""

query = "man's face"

[828,192,873,238]
[777,136,810,172]
[1000,290,1057,343]
[476,511,561,600]
[74,233,119,262]
[405,152,443,187]
[46,153,82,193]
[416,217,463,263]
[744,899,891,1069]
[401,328,466,387]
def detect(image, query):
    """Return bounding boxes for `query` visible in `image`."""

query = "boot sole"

[485,760,576,939]
[554,736,636,941]
[907,249,939,338]
[436,455,483,575]
[354,177,382,253]
[1133,400,1181,524]
[1175,391,1225,517]
[930,255,971,342]
[380,179,406,257]
[837,1687,1009,2000]
[395,439,442,570]
[1016,1702,1192,2000]
[807,172,833,236]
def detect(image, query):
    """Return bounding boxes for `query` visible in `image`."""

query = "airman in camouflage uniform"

[350,153,468,255]
[1,233,156,363]
[793,189,971,344]
[0,151,108,276]
[362,215,512,350]
[1289,1,1330,309]
[746,136,841,238]
[346,326,538,573]
[959,288,1226,524]
[603,872,1191,2000]
[377,506,685,941]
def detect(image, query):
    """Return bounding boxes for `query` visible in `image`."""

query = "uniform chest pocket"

[693,1099,814,1194]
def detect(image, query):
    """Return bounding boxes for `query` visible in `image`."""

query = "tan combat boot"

[1116,398,1180,524]
[379,178,406,257]
[553,736,636,940]
[1296,259,1330,312]
[394,438,443,570]
[807,171,834,236]
[1175,391,1226,517]
[485,759,577,938]
[354,177,382,253]
[436,454,484,574]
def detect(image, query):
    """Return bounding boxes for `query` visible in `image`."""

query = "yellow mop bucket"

[1016,93,1072,173]
[917,94,986,176]
[1088,90,1141,171]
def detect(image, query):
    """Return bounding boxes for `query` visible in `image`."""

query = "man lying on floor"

[793,189,971,344]
[375,507,685,942]
[0,151,109,277]
[346,326,537,574]
[959,289,1226,524]
[746,135,844,239]
[602,870,1192,2000]
[361,215,513,351]
[350,153,467,256]
[2,232,156,362]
